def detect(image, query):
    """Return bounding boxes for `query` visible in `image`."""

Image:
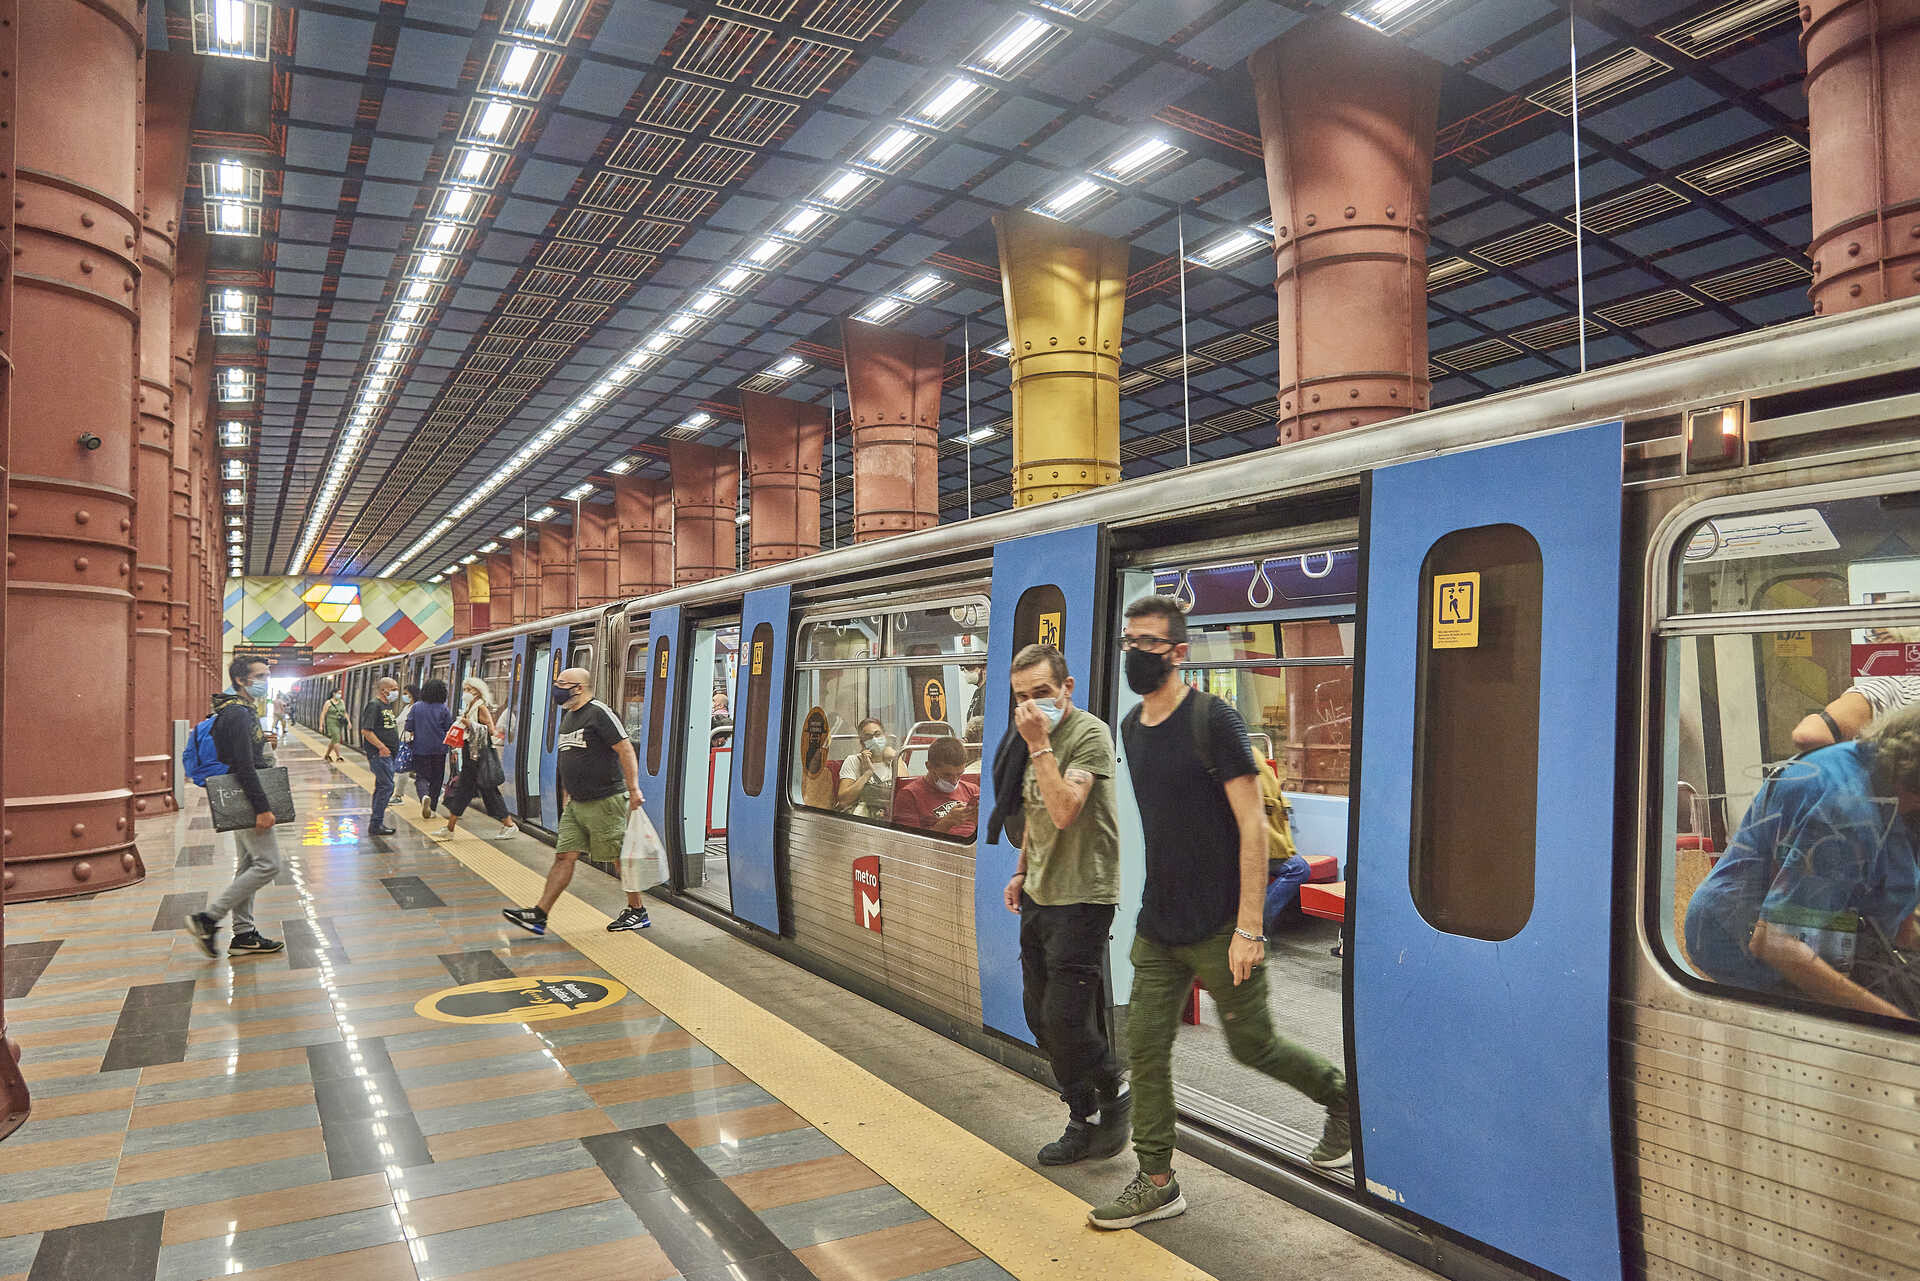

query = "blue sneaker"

[502,906,547,936]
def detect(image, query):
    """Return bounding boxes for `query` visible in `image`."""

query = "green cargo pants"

[1127,928,1344,1175]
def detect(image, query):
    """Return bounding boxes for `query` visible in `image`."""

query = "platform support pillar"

[741,391,824,568]
[574,503,618,606]
[483,552,515,629]
[841,320,942,538]
[670,441,737,587]
[615,475,672,598]
[537,520,576,615]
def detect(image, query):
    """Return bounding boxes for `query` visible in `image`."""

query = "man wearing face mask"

[1002,643,1128,1166]
[1090,595,1349,1232]
[360,676,402,836]
[504,668,651,936]
[892,736,979,837]
[184,657,287,957]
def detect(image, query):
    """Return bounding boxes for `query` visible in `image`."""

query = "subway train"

[298,297,1920,1281]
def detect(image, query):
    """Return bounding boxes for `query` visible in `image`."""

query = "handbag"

[395,741,414,772]
[619,805,669,892]
[206,767,296,833]
[443,721,466,750]
[476,742,506,789]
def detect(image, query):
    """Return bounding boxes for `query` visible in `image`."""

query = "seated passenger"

[1793,674,1920,750]
[837,717,896,819]
[1685,705,1920,1021]
[893,737,979,838]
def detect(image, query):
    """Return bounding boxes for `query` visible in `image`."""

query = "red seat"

[1300,881,1345,922]
[1304,854,1337,883]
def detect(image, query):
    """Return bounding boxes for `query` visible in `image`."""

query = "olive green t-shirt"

[1021,706,1120,906]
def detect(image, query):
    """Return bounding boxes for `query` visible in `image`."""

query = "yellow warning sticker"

[1773,631,1812,658]
[414,975,627,1025]
[1036,611,1062,649]
[1431,572,1481,650]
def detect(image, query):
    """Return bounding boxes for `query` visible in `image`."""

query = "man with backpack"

[183,656,287,958]
[1089,595,1349,1231]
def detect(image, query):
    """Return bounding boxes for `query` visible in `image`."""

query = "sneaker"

[1038,1118,1093,1166]
[496,825,520,838]
[1310,1096,1352,1170]
[421,797,433,820]
[1086,1089,1132,1160]
[184,912,220,959]
[431,828,455,841]
[228,932,286,956]
[607,906,651,933]
[502,906,547,936]
[370,824,397,836]
[1088,1170,1186,1230]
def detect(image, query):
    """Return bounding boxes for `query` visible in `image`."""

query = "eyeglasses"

[1118,633,1177,654]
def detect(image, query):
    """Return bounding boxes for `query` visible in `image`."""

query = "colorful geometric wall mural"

[223,576,454,657]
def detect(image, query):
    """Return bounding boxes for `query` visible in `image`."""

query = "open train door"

[1352,422,1624,1281]
[635,605,683,872]
[726,585,792,934]
[974,523,1109,1041]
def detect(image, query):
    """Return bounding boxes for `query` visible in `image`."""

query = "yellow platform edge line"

[303,729,1215,1281]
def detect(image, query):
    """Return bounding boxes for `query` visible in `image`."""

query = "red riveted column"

[614,476,671,597]
[841,320,942,540]
[511,531,539,622]
[449,567,471,638]
[4,0,146,901]
[132,52,196,818]
[740,391,825,568]
[536,520,575,615]
[0,0,28,1137]
[484,552,515,628]
[1250,16,1441,444]
[574,503,618,605]
[1801,0,1920,313]
[669,441,737,586]
[187,338,211,710]
[169,232,205,734]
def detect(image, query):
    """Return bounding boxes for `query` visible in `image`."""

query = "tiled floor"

[0,743,1013,1281]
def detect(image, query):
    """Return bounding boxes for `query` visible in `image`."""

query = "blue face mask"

[1035,699,1065,730]
[247,678,268,699]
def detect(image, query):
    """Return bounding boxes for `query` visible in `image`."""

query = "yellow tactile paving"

[318,730,1218,1281]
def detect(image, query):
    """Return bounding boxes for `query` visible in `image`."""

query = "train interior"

[1657,483,1920,1012]
[684,620,740,911]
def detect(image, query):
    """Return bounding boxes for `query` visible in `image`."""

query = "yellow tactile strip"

[310,729,1214,1281]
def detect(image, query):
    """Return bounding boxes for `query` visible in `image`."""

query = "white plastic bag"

[619,804,668,893]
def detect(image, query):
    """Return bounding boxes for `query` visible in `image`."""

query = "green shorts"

[557,792,629,863]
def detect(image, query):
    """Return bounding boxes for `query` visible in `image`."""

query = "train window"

[789,591,989,841]
[1656,491,1920,1028]
[570,644,593,681]
[740,623,773,797]
[1408,524,1542,942]
[622,637,649,739]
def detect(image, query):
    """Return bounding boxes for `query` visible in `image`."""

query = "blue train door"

[636,606,683,873]
[1352,422,1624,1281]
[974,524,1109,1041]
[726,586,792,934]
[520,624,570,832]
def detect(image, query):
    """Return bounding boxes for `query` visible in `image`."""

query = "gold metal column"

[994,209,1127,508]
[466,561,490,633]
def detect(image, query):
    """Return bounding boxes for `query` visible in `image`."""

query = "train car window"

[646,635,671,775]
[622,637,649,739]
[789,592,989,842]
[1656,489,1920,1029]
[570,644,593,681]
[741,623,774,797]
[1408,524,1542,942]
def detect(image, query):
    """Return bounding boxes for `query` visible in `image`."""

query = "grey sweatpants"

[207,824,282,935]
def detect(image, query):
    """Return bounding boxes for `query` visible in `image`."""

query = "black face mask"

[1124,648,1172,695]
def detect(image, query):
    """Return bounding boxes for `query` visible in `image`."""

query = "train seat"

[1303,854,1337,883]
[1299,881,1345,922]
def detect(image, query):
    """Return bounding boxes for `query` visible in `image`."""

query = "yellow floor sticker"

[415,975,627,1024]
[309,730,1215,1281]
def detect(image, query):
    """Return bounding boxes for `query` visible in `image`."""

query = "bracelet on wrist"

[1031,746,1055,759]
[1233,927,1268,944]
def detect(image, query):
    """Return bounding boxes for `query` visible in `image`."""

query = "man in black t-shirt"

[1088,595,1351,1232]
[504,667,652,936]
[359,676,401,836]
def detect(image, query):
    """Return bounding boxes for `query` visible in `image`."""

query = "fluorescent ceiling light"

[1103,137,1175,180]
[986,337,1013,357]
[215,159,246,194]
[645,334,673,352]
[219,312,244,333]
[564,483,594,500]
[398,303,422,321]
[428,223,457,247]
[418,252,446,276]
[858,297,909,324]
[479,541,501,553]
[780,206,825,237]
[864,127,918,167]
[917,77,982,125]
[605,458,635,474]
[218,202,245,230]
[821,171,865,203]
[529,505,557,522]
[898,273,942,300]
[1191,228,1264,266]
[228,515,243,527]
[717,267,752,290]
[441,189,476,219]
[766,355,807,377]
[502,525,525,539]
[458,149,491,180]
[665,313,696,334]
[734,511,751,525]
[213,0,246,45]
[965,426,997,443]
[458,553,479,564]
[406,281,432,300]
[475,100,512,139]
[1037,178,1105,218]
[499,44,538,89]
[681,411,713,430]
[222,288,244,310]
[689,293,721,313]
[745,239,782,264]
[428,574,444,583]
[525,0,563,28]
[975,15,1053,72]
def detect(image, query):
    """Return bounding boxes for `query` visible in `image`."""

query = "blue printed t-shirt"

[1684,741,1919,992]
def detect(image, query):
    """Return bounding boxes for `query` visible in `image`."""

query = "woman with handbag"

[409,679,455,819]
[437,675,520,840]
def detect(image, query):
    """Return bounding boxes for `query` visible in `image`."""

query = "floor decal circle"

[415,975,627,1024]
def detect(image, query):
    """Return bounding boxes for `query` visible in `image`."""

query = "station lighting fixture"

[228,528,245,543]
[965,14,1065,78]
[714,266,756,293]
[1343,0,1451,35]
[212,287,257,336]
[221,421,249,448]
[1095,137,1181,183]
[605,458,636,475]
[1188,228,1266,268]
[219,368,255,403]
[763,355,808,380]
[734,510,751,525]
[502,525,526,539]
[688,292,723,315]
[816,171,874,207]
[487,43,552,97]
[224,487,246,506]
[1034,0,1110,17]
[223,459,247,481]
[458,553,480,565]
[479,541,501,553]
[1033,178,1108,220]
[506,0,577,41]
[857,296,910,324]
[897,273,944,301]
[529,505,558,522]
[227,515,244,528]
[564,483,594,501]
[985,338,1013,358]
[776,206,828,240]
[907,76,987,129]
[860,127,926,172]
[965,425,997,443]
[428,573,445,584]
[203,158,264,237]
[194,0,269,60]
[664,313,698,335]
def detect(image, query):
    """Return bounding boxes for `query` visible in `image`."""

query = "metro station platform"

[0,730,1428,1281]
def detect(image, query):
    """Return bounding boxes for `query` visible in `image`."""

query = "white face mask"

[1035,699,1065,730]
[864,735,887,753]
[932,777,960,794]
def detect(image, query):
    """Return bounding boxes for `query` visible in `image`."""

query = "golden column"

[994,210,1128,508]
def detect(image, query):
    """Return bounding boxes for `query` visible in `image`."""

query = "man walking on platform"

[1002,644,1130,1167]
[504,667,652,936]
[360,676,401,836]
[185,657,287,958]
[1089,595,1350,1231]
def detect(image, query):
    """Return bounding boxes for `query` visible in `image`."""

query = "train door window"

[682,621,740,911]
[646,636,670,775]
[1656,488,1920,1030]
[740,623,774,797]
[524,640,553,805]
[479,645,514,751]
[623,635,649,739]
[570,642,594,687]
[789,591,989,840]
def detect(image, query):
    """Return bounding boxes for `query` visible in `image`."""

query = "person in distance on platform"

[1686,705,1920,1021]
[359,676,402,836]
[892,736,979,838]
[321,682,348,764]
[1003,643,1131,1168]
[504,667,652,936]
[185,656,287,958]
[836,716,897,819]
[409,679,455,820]
[1090,595,1351,1232]
[438,675,521,841]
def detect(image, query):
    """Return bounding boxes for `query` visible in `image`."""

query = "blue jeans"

[368,754,395,828]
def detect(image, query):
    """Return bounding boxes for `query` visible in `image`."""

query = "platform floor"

[0,730,1430,1281]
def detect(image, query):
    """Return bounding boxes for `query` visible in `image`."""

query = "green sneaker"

[1310,1096,1352,1169]
[1088,1170,1186,1230]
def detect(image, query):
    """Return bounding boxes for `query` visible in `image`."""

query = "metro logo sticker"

[415,975,627,1024]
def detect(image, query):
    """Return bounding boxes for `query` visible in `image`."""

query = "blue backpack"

[183,716,229,787]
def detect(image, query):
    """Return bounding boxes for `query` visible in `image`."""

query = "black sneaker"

[1038,1118,1093,1166]
[184,912,220,959]
[607,907,651,933]
[503,906,547,936]
[1087,1089,1132,1160]
[369,824,397,836]
[228,932,285,956]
